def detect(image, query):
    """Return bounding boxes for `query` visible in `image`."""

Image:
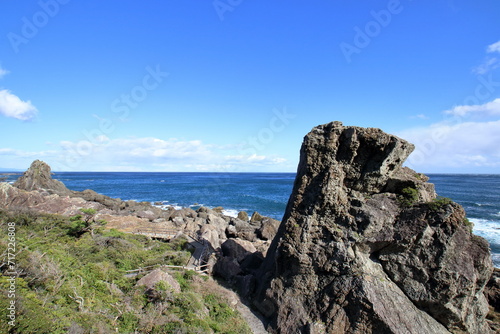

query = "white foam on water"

[470,218,500,246]
[222,209,239,218]
[151,200,183,211]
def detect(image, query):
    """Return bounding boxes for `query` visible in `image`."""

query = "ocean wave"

[473,202,498,208]
[469,218,500,246]
[222,209,239,218]
[153,203,183,211]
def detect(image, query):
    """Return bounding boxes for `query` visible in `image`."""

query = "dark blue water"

[428,174,500,267]
[3,172,499,266]
[54,172,296,221]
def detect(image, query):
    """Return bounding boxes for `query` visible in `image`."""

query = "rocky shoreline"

[1,121,500,333]
[0,159,281,269]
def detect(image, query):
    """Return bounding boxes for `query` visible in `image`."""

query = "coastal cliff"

[251,122,494,333]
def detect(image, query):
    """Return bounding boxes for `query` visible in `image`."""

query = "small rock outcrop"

[135,268,181,293]
[252,122,494,334]
[13,160,71,195]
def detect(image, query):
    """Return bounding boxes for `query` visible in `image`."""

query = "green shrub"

[0,210,251,333]
[398,187,419,207]
[463,217,474,232]
[428,196,453,212]
[118,312,140,333]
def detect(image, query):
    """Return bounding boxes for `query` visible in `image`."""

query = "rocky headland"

[1,121,499,333]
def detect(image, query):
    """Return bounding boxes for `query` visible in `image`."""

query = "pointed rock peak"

[13,160,71,195]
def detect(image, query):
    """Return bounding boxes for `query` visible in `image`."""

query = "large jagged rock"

[13,160,71,196]
[253,122,494,334]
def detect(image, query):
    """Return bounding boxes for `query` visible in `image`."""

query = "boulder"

[221,238,257,263]
[257,218,280,241]
[238,211,249,221]
[200,225,221,249]
[253,122,493,334]
[207,213,228,231]
[250,211,264,222]
[227,218,257,241]
[212,206,224,214]
[214,256,242,281]
[77,189,122,211]
[135,268,181,293]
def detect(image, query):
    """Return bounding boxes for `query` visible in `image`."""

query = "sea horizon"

[3,170,500,175]
[2,171,499,268]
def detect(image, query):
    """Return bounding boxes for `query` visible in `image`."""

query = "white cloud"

[487,40,500,54]
[0,89,38,121]
[9,136,291,171]
[474,40,500,74]
[410,114,429,120]
[398,119,500,171]
[444,98,500,117]
[0,66,8,79]
[0,148,56,159]
[473,57,500,75]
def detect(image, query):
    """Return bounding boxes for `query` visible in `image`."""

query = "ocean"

[3,172,499,267]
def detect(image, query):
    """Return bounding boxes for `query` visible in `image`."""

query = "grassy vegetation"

[428,196,453,212]
[397,187,419,208]
[0,209,251,333]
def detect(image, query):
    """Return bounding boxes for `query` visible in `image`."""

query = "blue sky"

[1,0,500,173]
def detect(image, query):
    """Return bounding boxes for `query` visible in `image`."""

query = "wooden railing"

[126,228,215,275]
[133,228,178,239]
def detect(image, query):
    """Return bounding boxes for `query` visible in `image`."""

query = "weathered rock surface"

[135,268,181,293]
[252,122,494,334]
[13,160,72,195]
[485,268,500,312]
[221,238,257,262]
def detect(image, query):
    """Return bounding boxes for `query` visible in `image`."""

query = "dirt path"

[211,280,269,333]
[235,301,269,334]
